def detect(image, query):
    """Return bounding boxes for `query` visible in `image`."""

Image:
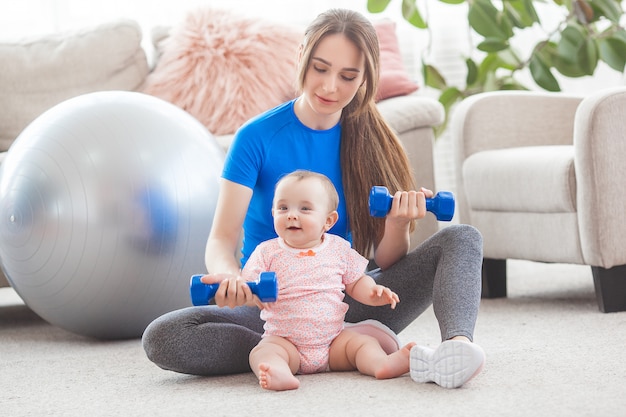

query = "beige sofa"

[451,88,626,313]
[0,19,444,288]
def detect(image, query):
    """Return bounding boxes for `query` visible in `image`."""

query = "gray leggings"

[142,224,483,376]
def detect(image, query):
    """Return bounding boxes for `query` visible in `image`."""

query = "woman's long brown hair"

[296,8,416,256]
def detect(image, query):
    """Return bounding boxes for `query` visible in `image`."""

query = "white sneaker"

[410,340,485,388]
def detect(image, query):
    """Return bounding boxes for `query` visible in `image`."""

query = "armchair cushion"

[463,146,576,213]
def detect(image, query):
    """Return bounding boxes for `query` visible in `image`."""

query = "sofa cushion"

[374,20,419,101]
[463,145,576,213]
[0,19,149,152]
[142,8,302,136]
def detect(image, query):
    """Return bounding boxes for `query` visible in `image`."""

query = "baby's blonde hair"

[276,170,339,213]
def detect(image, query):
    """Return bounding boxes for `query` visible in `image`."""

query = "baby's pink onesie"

[242,233,369,373]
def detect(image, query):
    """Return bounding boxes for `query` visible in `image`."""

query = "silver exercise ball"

[0,91,224,339]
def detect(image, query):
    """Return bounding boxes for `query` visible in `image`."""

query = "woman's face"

[297,33,366,129]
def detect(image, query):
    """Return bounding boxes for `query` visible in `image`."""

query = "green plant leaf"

[422,63,447,90]
[367,0,392,13]
[590,0,623,23]
[614,28,626,43]
[529,52,561,91]
[402,0,427,29]
[466,58,479,86]
[499,78,530,90]
[503,2,525,28]
[495,48,523,70]
[477,38,510,52]
[556,25,598,75]
[438,0,466,4]
[557,25,586,64]
[504,0,540,28]
[521,0,542,25]
[468,0,514,40]
[434,87,463,138]
[550,40,589,77]
[483,69,500,91]
[552,55,589,77]
[580,38,599,75]
[598,35,626,72]
[474,54,502,86]
[556,24,599,76]
[439,86,463,109]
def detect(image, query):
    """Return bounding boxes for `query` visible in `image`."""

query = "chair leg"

[482,258,507,299]
[591,264,626,313]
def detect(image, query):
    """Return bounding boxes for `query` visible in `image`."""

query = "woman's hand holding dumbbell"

[369,186,455,221]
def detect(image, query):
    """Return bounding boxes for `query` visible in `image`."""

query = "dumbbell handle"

[190,271,278,305]
[369,186,455,221]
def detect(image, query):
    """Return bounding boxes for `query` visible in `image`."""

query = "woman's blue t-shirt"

[222,99,350,266]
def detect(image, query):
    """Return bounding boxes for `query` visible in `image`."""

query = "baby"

[241,170,415,390]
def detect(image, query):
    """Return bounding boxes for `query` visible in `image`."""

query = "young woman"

[142,8,485,389]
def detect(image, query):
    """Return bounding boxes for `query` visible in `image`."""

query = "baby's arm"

[345,275,399,309]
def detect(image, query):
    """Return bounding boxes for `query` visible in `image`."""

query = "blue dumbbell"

[190,272,278,305]
[369,186,455,221]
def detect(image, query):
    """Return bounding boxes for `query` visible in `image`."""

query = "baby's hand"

[371,285,400,309]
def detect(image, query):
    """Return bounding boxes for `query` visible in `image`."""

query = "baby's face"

[272,177,336,249]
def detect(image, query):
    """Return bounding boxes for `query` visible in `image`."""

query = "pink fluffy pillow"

[374,20,419,101]
[142,9,302,136]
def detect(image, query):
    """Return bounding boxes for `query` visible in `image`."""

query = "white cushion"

[463,146,576,213]
[0,20,149,151]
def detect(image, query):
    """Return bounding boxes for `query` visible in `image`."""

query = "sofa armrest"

[377,95,444,133]
[378,94,445,249]
[575,87,626,268]
[451,91,583,223]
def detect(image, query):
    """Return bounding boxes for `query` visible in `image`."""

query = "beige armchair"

[451,87,626,313]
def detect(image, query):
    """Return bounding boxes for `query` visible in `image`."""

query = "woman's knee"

[433,224,482,253]
[439,224,481,240]
[142,310,181,365]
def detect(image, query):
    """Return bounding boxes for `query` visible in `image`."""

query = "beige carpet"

[1,259,624,417]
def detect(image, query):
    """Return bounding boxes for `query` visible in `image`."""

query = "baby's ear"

[325,211,339,231]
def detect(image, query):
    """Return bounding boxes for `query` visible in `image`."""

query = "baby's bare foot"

[375,342,416,380]
[258,363,300,391]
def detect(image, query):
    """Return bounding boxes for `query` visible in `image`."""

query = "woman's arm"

[202,179,257,308]
[373,189,432,269]
[204,179,251,274]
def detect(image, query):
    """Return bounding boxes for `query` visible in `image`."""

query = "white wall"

[0,0,396,39]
